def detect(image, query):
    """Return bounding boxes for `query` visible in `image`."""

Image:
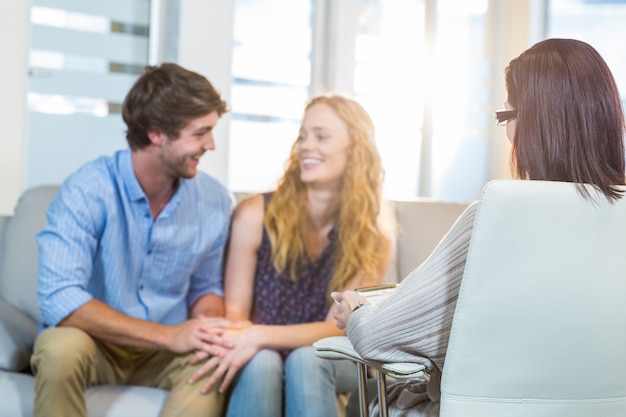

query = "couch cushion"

[85,386,168,417]
[0,372,168,417]
[0,185,60,323]
[0,371,35,417]
[0,299,38,371]
[395,198,469,279]
[0,217,7,278]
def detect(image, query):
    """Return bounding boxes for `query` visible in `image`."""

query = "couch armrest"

[0,298,38,371]
[0,216,8,278]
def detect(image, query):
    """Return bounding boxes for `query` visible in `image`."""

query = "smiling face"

[296,103,351,189]
[158,111,218,179]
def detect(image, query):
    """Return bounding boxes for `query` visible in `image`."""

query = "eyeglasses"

[494,109,517,126]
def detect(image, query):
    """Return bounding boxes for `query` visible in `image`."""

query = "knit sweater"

[345,203,478,416]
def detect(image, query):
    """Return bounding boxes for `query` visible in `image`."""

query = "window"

[352,0,425,198]
[429,0,490,202]
[547,0,626,106]
[26,0,150,188]
[227,0,490,201]
[228,0,313,192]
[352,0,489,201]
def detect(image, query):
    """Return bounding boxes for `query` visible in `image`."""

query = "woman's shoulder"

[232,193,266,226]
[228,193,267,251]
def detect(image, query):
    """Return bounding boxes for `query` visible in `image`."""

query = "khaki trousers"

[31,327,224,417]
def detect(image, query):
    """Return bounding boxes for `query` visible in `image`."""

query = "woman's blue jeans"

[226,346,357,417]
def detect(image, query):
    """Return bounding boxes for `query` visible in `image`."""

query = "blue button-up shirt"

[36,148,233,328]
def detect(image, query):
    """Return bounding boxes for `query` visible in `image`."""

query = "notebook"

[355,283,398,307]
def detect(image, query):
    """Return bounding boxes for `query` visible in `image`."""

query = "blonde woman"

[189,93,393,417]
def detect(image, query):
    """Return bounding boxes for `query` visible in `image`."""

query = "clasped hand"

[166,316,239,356]
[188,321,260,395]
[182,290,367,396]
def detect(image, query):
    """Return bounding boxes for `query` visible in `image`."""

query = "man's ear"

[147,130,166,147]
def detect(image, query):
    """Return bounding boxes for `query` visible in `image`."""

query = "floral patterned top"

[251,194,338,348]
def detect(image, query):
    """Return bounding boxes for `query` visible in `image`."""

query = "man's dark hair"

[122,63,228,150]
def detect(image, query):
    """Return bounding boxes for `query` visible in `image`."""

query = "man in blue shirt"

[31,63,234,417]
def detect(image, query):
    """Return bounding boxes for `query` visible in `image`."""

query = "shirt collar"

[120,148,147,203]
[119,148,187,217]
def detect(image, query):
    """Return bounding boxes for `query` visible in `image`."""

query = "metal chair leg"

[357,363,369,417]
[376,370,388,417]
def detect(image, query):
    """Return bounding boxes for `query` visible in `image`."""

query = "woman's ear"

[147,130,166,147]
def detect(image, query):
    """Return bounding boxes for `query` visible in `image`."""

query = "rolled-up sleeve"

[37,182,103,327]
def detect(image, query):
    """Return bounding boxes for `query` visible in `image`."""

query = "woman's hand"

[331,291,367,330]
[188,323,260,394]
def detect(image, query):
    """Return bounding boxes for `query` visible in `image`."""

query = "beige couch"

[0,185,469,417]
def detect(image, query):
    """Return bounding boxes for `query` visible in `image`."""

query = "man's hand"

[166,316,234,355]
[188,323,259,394]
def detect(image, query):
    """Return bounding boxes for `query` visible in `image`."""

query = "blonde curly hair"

[264,93,389,295]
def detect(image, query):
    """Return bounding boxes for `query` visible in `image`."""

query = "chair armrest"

[313,336,427,380]
[313,336,367,364]
[0,298,38,371]
[315,336,428,417]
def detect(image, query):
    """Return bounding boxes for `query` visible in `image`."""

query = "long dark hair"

[506,38,625,201]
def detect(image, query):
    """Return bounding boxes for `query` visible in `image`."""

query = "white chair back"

[441,180,626,417]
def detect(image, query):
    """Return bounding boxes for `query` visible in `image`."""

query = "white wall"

[177,0,234,187]
[0,1,30,215]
